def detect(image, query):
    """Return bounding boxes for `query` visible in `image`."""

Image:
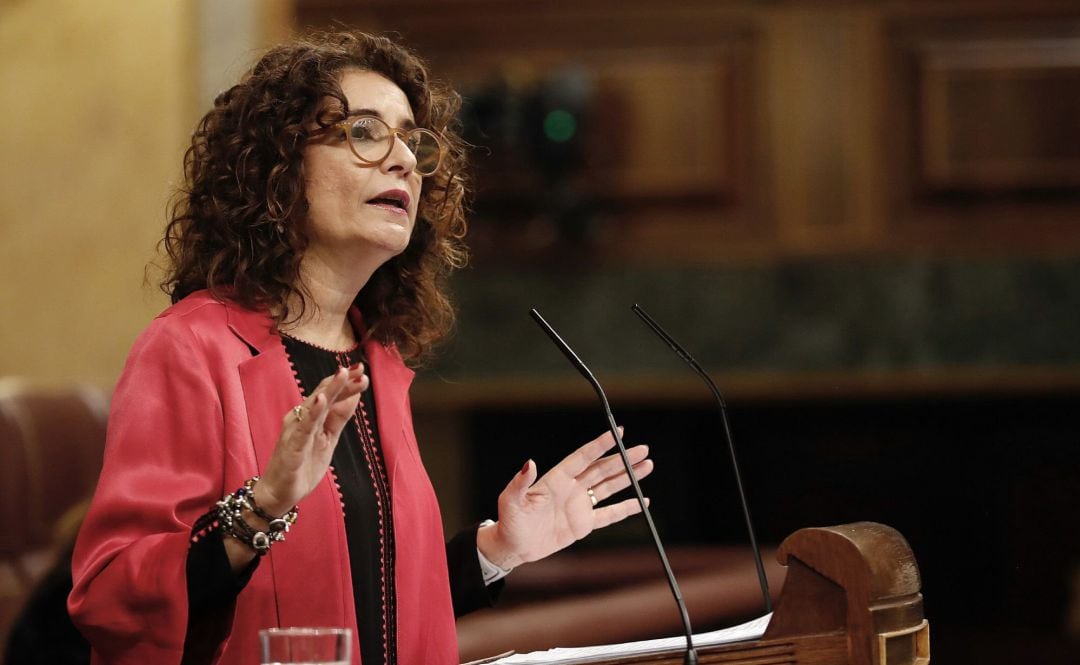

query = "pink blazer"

[69,291,458,664]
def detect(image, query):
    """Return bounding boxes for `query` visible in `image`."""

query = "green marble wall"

[425,257,1080,380]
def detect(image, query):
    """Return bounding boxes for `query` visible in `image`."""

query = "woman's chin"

[356,231,413,262]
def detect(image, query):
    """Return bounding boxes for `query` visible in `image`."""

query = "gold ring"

[587,487,598,507]
[293,405,304,422]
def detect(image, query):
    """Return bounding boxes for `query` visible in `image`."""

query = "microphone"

[631,303,772,613]
[530,309,698,665]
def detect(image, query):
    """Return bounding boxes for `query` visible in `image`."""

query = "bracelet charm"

[191,477,299,555]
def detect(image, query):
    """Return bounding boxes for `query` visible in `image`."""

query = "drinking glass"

[259,627,351,665]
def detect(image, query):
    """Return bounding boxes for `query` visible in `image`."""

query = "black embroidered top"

[181,337,501,665]
[281,335,396,665]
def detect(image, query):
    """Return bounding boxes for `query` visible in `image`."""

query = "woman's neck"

[280,303,356,351]
[280,260,370,350]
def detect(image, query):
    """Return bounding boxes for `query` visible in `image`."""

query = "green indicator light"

[543,109,577,143]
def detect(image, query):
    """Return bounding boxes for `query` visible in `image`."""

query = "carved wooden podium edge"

[596,522,930,665]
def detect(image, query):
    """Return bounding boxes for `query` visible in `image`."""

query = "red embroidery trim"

[281,339,396,664]
[337,350,397,663]
[278,330,361,354]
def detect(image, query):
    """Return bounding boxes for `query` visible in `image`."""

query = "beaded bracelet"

[191,477,299,555]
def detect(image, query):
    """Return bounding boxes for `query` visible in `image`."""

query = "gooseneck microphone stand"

[530,309,698,665]
[631,303,771,613]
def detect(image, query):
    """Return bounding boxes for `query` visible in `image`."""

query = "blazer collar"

[224,300,279,355]
[350,306,416,390]
[222,299,416,389]
[224,300,416,469]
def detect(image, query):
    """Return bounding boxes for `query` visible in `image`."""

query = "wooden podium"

[582,522,930,665]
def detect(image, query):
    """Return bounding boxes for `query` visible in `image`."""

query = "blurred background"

[2,0,1079,663]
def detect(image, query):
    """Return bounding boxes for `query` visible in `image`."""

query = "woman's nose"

[381,133,418,175]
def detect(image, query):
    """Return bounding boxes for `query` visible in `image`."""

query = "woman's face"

[302,69,422,271]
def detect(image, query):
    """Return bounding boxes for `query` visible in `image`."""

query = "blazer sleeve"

[68,314,234,664]
[445,523,504,617]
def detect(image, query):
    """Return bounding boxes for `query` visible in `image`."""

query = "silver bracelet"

[217,478,298,555]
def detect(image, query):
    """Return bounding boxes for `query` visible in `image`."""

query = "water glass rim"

[260,626,351,636]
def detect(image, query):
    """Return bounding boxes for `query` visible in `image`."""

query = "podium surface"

[499,522,929,665]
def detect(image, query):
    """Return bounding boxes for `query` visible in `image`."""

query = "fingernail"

[350,377,364,385]
[349,362,363,371]
[521,459,531,474]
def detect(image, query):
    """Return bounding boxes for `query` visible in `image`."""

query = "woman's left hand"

[476,428,653,571]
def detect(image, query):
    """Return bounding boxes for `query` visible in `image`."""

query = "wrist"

[191,477,299,559]
[476,520,522,571]
[251,479,292,519]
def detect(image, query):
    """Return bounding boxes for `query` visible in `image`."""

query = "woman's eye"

[350,120,386,142]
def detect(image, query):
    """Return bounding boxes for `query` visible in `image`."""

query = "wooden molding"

[411,365,1080,410]
[916,37,1080,191]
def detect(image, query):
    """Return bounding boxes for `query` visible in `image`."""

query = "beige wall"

[0,0,194,386]
[0,0,293,388]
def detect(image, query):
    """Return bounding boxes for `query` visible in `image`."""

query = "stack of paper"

[491,613,772,665]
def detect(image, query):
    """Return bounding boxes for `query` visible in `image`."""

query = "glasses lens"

[348,117,392,164]
[409,130,443,175]
[347,117,443,175]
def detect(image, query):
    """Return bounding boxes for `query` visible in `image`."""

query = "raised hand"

[254,363,368,517]
[477,429,654,571]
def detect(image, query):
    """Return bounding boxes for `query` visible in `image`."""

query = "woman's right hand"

[253,363,368,518]
[224,363,367,571]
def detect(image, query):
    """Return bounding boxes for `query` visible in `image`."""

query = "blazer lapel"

[229,303,417,476]
[227,305,299,472]
[225,303,354,632]
[352,309,415,481]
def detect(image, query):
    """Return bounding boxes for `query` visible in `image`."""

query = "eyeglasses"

[313,115,445,177]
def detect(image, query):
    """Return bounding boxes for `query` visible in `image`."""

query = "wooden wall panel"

[299,0,1080,259]
[886,14,1080,253]
[299,0,769,262]
[440,46,740,202]
[917,37,1080,191]
[586,51,733,200]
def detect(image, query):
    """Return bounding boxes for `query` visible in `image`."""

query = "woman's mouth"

[366,189,410,214]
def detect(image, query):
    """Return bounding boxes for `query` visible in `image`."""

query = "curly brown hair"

[162,30,469,363]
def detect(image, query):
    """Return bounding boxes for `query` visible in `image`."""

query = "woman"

[68,30,653,665]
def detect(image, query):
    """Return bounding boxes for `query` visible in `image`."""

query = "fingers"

[500,459,537,505]
[321,392,362,440]
[307,363,367,416]
[294,369,346,427]
[579,444,650,489]
[538,430,652,509]
[591,496,650,530]
[308,363,367,408]
[321,365,367,436]
[280,364,367,445]
[553,428,623,479]
[588,458,654,502]
[280,392,326,448]
[261,364,367,511]
[344,362,369,393]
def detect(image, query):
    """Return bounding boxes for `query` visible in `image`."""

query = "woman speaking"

[68,30,653,665]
